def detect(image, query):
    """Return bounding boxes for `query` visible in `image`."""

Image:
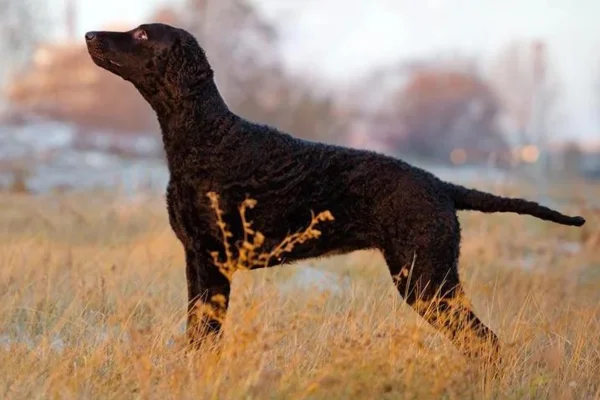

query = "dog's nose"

[85,31,97,42]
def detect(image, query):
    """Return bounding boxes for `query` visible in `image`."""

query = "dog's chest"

[165,181,214,247]
[165,186,190,247]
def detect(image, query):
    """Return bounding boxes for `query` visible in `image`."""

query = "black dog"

[85,23,585,358]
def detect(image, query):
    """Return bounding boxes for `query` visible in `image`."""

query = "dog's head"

[85,23,211,97]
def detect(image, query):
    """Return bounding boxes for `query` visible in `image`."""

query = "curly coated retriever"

[85,23,585,359]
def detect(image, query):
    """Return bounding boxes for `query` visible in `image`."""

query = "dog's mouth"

[89,52,123,69]
[86,45,122,68]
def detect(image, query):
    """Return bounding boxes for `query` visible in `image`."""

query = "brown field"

[0,187,599,399]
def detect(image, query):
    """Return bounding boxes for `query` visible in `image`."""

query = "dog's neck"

[136,74,233,173]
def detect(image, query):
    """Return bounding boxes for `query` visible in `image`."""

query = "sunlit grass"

[0,188,599,399]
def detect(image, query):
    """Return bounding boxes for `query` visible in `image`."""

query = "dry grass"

[0,189,599,399]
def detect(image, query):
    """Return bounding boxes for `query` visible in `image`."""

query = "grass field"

[0,188,599,399]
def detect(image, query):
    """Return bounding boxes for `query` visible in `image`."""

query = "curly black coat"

[85,23,585,359]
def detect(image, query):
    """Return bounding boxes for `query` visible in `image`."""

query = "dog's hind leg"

[383,217,499,361]
[185,249,230,349]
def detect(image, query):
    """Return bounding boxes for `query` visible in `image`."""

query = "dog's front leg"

[185,248,231,349]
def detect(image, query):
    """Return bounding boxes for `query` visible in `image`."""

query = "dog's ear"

[162,36,184,81]
[165,35,212,97]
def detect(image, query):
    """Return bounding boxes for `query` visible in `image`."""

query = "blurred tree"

[560,140,583,179]
[596,58,600,132]
[149,6,179,25]
[0,0,45,86]
[179,0,347,143]
[246,68,349,143]
[181,0,279,105]
[392,63,509,165]
[488,40,560,153]
[489,40,562,190]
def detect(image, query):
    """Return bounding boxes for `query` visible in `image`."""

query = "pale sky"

[55,0,170,36]
[52,0,600,141]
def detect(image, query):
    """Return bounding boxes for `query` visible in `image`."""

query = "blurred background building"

[0,0,599,195]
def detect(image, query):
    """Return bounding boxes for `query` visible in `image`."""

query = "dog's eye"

[133,29,148,41]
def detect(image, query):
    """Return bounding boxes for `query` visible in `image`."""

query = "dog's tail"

[443,182,585,227]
